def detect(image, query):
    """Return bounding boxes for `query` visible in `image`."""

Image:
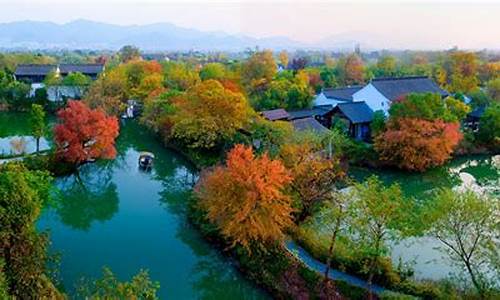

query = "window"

[381,102,384,107]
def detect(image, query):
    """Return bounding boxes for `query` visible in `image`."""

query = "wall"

[352,83,390,115]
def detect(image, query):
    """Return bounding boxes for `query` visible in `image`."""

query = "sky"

[0,0,499,49]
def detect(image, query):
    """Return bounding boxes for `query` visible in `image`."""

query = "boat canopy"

[139,151,155,159]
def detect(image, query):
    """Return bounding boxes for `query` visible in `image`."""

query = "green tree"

[486,78,500,102]
[62,72,92,86]
[163,61,200,91]
[78,267,159,300]
[241,50,277,95]
[319,191,351,284]
[370,110,386,138]
[33,87,48,107]
[449,51,479,93]
[6,81,30,110]
[43,70,62,86]
[119,45,141,63]
[375,55,397,77]
[425,189,499,297]
[0,163,59,298]
[469,89,492,108]
[477,103,500,150]
[390,93,467,122]
[140,90,180,134]
[350,176,407,299]
[29,104,46,153]
[256,71,313,110]
[199,63,226,81]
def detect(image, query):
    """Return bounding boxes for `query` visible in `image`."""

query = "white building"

[352,76,449,115]
[313,86,363,108]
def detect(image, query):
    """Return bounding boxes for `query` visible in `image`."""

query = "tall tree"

[241,50,277,94]
[28,104,46,153]
[375,55,397,77]
[195,144,294,251]
[163,61,200,91]
[450,51,479,93]
[54,100,119,165]
[477,103,500,151]
[279,50,289,68]
[425,189,499,297]
[486,78,500,102]
[350,176,407,299]
[320,191,351,284]
[119,45,141,63]
[199,62,226,81]
[171,80,251,149]
[279,142,344,223]
[0,163,61,298]
[84,67,128,116]
[343,53,365,85]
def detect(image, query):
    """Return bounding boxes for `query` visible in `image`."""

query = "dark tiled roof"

[15,64,105,76]
[292,117,329,134]
[59,64,104,74]
[371,76,448,101]
[14,64,56,76]
[322,86,363,101]
[468,106,486,119]
[288,107,332,120]
[335,102,374,124]
[261,109,290,121]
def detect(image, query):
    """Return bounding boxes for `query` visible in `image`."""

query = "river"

[2,110,498,294]
[0,112,269,299]
[350,155,499,281]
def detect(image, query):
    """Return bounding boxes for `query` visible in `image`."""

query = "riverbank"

[293,154,499,299]
[186,192,373,299]
[2,113,271,299]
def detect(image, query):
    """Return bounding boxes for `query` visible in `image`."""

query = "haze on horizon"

[1,0,500,50]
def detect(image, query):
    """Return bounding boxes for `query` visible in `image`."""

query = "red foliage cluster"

[375,118,462,171]
[54,100,119,164]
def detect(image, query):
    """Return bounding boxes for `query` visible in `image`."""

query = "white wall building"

[352,76,449,115]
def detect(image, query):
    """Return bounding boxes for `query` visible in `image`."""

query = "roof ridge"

[323,85,363,91]
[17,64,56,66]
[372,76,428,82]
[338,101,366,105]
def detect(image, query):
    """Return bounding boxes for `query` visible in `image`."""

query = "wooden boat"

[138,151,155,169]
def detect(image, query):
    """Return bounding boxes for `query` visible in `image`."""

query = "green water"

[350,156,499,280]
[2,110,498,289]
[1,112,268,299]
[0,112,53,155]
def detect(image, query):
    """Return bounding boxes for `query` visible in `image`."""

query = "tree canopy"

[54,100,119,164]
[195,144,294,251]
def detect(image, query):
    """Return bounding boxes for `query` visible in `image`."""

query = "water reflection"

[34,119,267,299]
[54,175,119,231]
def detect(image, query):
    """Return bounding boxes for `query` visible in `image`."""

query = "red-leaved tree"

[375,118,462,171]
[54,100,119,164]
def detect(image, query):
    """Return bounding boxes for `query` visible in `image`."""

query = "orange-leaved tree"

[375,118,462,171]
[279,142,344,223]
[195,144,294,251]
[54,100,119,165]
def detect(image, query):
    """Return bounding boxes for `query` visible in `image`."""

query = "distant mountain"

[0,19,309,51]
[316,31,394,51]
